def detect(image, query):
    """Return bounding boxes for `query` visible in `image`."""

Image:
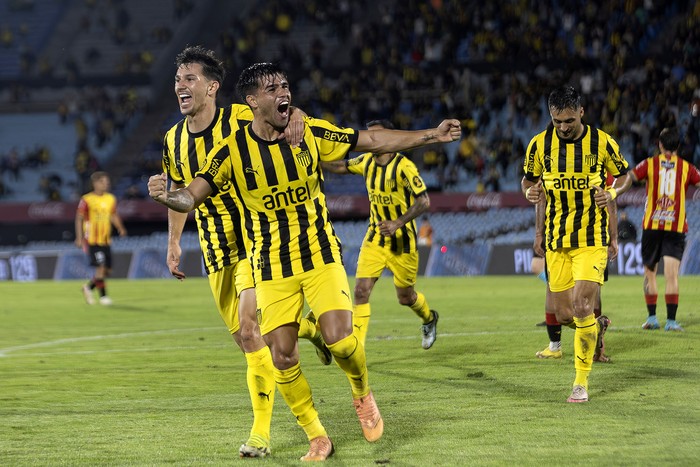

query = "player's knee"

[271,352,299,370]
[572,298,593,316]
[354,285,371,303]
[397,293,414,306]
[238,322,263,348]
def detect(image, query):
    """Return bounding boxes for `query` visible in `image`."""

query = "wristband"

[605,187,617,200]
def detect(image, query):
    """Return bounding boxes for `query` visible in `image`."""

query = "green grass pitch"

[1,276,699,465]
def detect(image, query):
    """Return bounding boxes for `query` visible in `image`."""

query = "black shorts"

[88,245,112,268]
[641,229,686,267]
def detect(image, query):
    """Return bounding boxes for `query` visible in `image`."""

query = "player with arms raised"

[148,62,461,460]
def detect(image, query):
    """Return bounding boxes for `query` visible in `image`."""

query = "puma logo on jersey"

[245,167,259,176]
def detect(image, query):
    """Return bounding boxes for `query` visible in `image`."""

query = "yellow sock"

[353,303,371,347]
[274,363,326,440]
[410,292,432,323]
[298,316,317,340]
[244,347,276,444]
[327,333,369,398]
[573,314,597,389]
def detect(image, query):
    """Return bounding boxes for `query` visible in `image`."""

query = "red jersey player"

[630,127,700,331]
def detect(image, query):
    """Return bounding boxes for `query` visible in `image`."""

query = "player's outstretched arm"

[147,173,212,213]
[321,160,350,174]
[355,119,461,154]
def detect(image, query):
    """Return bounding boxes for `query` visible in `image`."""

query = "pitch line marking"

[0,325,641,358]
[0,327,222,357]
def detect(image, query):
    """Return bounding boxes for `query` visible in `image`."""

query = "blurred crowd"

[1,0,699,200]
[214,0,700,192]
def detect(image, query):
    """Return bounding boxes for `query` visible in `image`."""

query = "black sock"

[667,304,678,321]
[546,324,562,343]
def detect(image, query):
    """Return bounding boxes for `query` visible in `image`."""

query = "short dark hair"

[548,86,581,113]
[90,171,108,188]
[175,45,225,85]
[365,119,395,130]
[236,62,286,102]
[659,127,680,152]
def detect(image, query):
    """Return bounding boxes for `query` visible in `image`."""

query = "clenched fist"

[148,173,168,204]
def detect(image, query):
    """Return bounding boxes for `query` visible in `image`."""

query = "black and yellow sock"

[573,314,597,389]
[353,303,371,347]
[244,346,275,444]
[410,292,432,323]
[327,333,369,398]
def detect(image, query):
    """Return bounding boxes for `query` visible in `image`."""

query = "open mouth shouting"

[277,100,290,120]
[178,92,193,112]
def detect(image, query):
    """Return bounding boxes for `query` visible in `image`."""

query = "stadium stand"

[1,0,699,256]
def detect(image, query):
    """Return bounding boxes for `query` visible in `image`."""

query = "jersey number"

[658,168,676,197]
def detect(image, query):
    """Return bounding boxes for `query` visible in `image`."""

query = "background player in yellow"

[161,46,330,458]
[75,171,126,306]
[521,85,631,403]
[148,62,462,461]
[321,119,439,350]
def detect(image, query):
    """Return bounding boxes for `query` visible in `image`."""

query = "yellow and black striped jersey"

[523,124,629,250]
[162,104,252,274]
[347,152,427,253]
[198,116,358,283]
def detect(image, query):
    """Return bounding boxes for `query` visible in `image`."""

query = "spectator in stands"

[321,119,440,352]
[0,23,13,47]
[39,173,62,201]
[631,127,700,332]
[4,149,21,181]
[522,85,632,403]
[617,210,637,242]
[417,215,433,247]
[75,171,127,306]
[484,163,501,192]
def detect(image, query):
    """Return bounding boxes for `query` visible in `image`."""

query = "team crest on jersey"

[386,179,396,190]
[413,176,423,188]
[584,153,597,169]
[296,150,312,167]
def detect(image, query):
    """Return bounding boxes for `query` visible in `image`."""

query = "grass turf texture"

[1,276,698,465]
